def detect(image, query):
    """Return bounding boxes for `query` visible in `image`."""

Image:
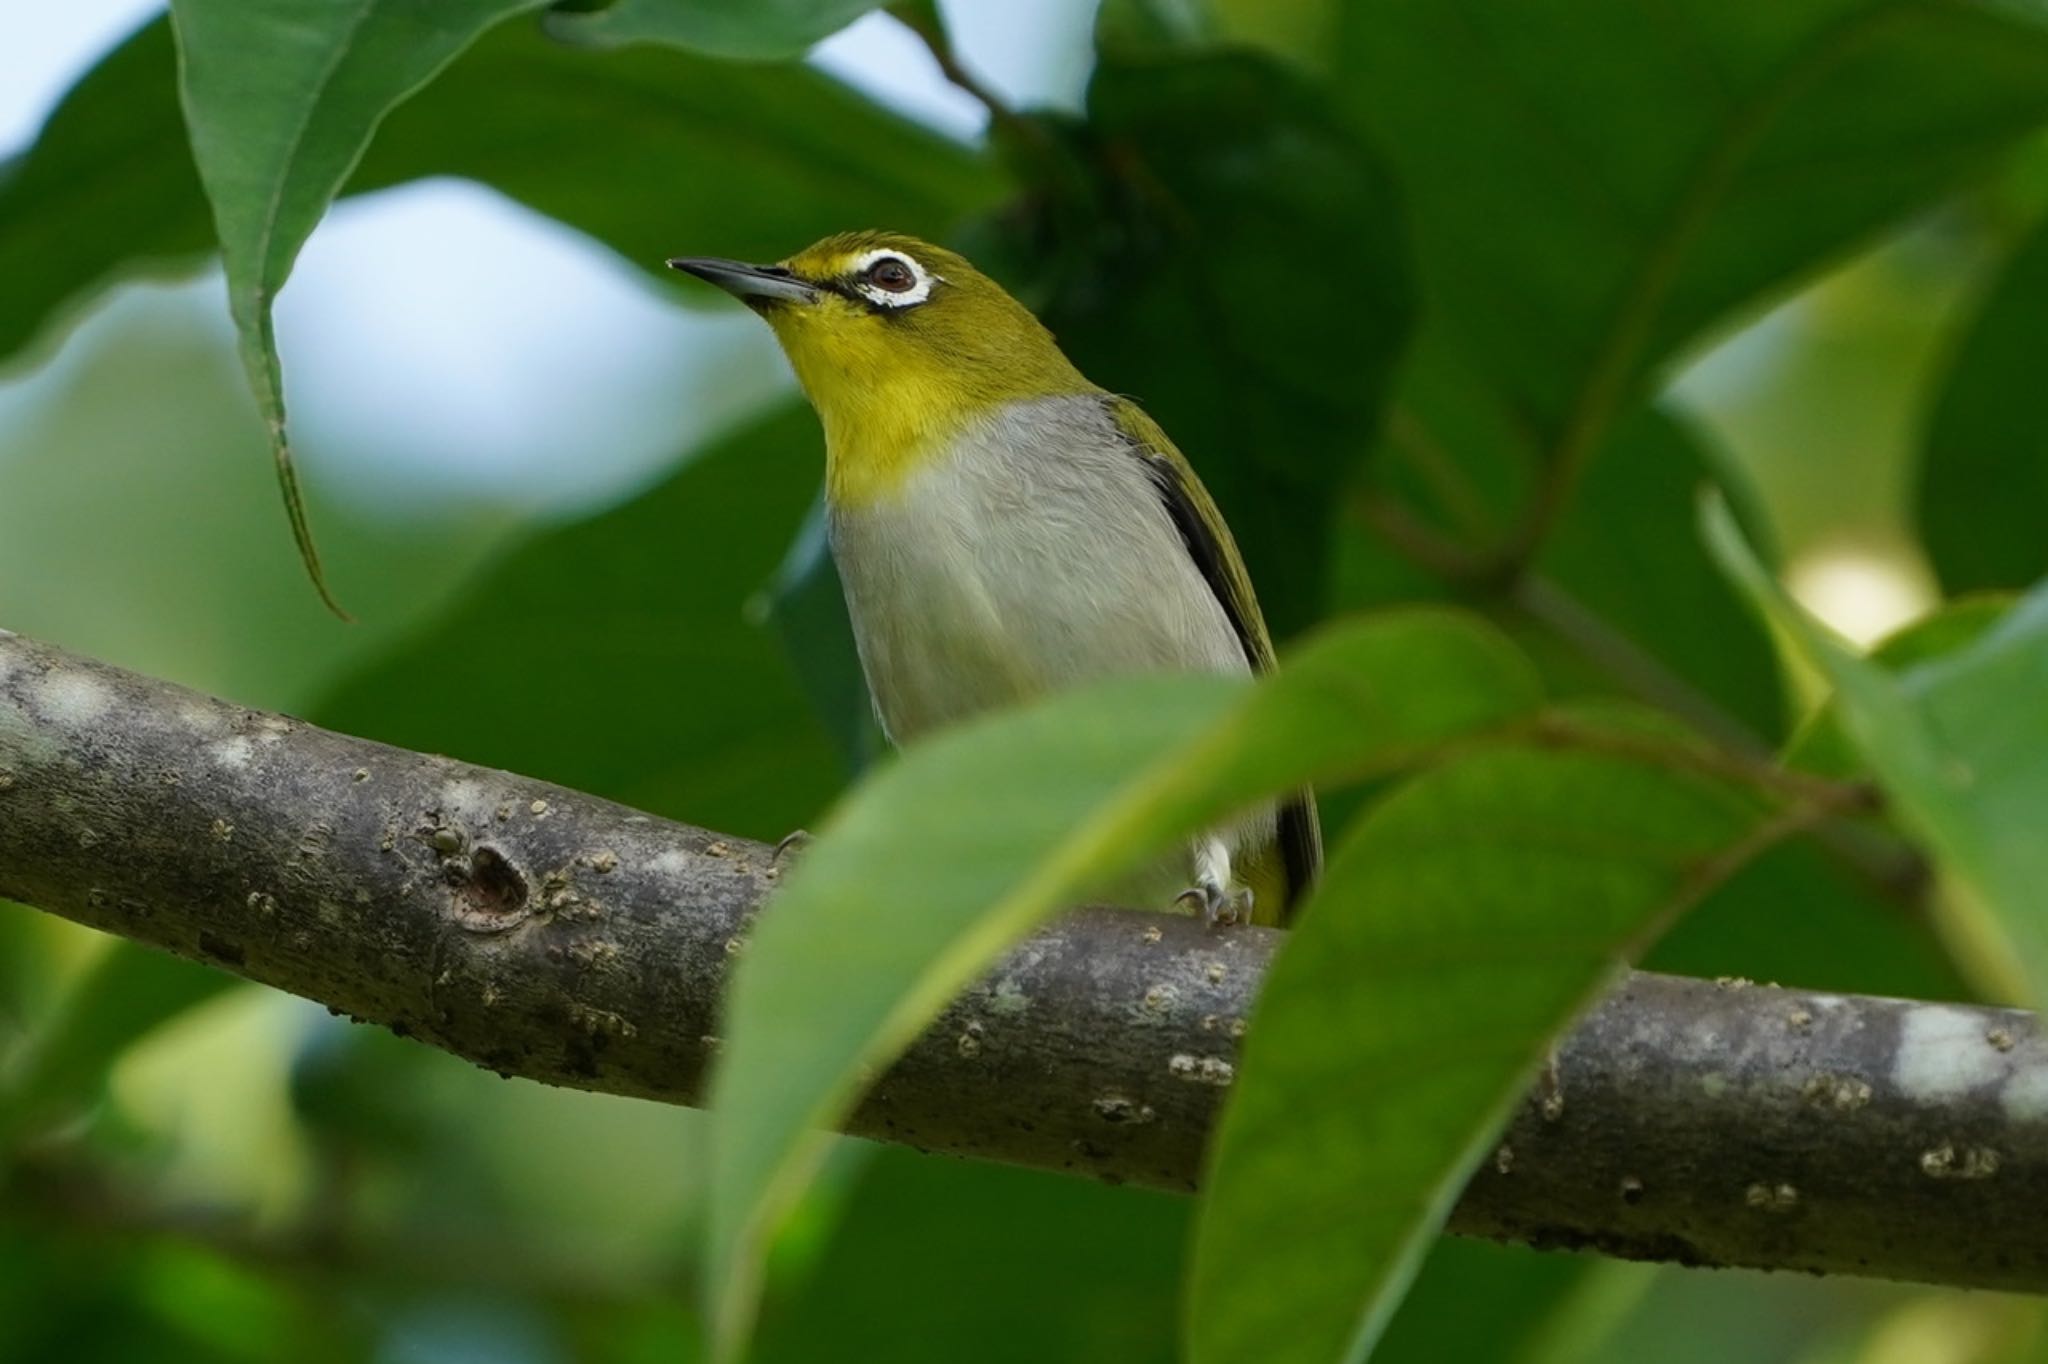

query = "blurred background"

[4,1,2047,1360]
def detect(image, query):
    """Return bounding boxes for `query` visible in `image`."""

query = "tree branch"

[2,628,2044,1292]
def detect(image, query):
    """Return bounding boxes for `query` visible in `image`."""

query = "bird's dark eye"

[866,256,917,292]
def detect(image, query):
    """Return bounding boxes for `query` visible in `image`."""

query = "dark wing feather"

[1105,397,1323,918]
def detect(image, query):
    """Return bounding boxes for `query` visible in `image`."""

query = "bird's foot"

[1176,879,1254,928]
[773,829,813,865]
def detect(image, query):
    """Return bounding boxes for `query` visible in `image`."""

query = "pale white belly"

[826,395,1251,745]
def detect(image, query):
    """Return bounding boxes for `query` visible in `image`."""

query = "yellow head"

[668,232,1090,503]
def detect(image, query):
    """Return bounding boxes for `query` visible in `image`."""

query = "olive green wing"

[1105,397,1323,919]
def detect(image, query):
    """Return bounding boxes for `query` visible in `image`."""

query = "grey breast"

[827,393,1250,744]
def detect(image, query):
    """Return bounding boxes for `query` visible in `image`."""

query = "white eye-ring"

[849,249,939,308]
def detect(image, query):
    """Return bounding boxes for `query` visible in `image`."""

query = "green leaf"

[1919,219,2048,593]
[1095,0,1337,69]
[1515,1255,1894,1364]
[0,903,48,1038]
[1341,0,2048,555]
[1187,738,1765,1364]
[1373,1241,1593,1364]
[136,1244,303,1362]
[0,1222,277,1364]
[1213,0,1336,69]
[0,281,520,713]
[1,18,1004,369]
[1783,593,2015,778]
[1706,497,2048,1003]
[753,1149,1186,1364]
[1772,593,2034,1000]
[361,16,1002,264]
[0,943,233,1144]
[760,497,882,778]
[1346,404,1785,744]
[0,25,218,367]
[545,0,882,59]
[168,0,550,612]
[316,407,842,842]
[1093,0,1213,54]
[1012,51,1413,637]
[1650,836,1964,1003]
[706,610,1540,1357]
[1516,409,1784,739]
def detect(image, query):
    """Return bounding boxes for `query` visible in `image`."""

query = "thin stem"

[5,1148,674,1307]
[889,4,1050,157]
[1515,579,1927,911]
[1353,459,1930,917]
[1352,489,1494,582]
[1515,574,1772,760]
[1384,403,1499,540]
[1525,710,1879,815]
[1477,5,1904,582]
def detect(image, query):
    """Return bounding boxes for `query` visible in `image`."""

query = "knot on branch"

[444,843,531,930]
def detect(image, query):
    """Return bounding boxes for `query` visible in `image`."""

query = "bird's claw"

[1176,879,1253,928]
[773,829,813,864]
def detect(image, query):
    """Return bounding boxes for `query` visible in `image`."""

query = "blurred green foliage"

[318,407,843,843]
[1190,733,1767,1364]
[1921,218,2048,593]
[1024,49,1414,633]
[5,0,2048,1360]
[708,612,1541,1352]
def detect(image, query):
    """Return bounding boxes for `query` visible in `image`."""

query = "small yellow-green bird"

[668,231,1319,924]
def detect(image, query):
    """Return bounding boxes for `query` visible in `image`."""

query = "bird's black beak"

[665,257,820,306]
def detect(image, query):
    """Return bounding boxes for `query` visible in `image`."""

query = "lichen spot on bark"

[1999,1064,2048,1123]
[36,671,113,725]
[1895,1005,2005,1104]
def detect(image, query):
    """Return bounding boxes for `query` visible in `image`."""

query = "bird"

[667,231,1319,925]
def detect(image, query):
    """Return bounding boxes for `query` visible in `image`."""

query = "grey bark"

[2,628,2045,1293]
